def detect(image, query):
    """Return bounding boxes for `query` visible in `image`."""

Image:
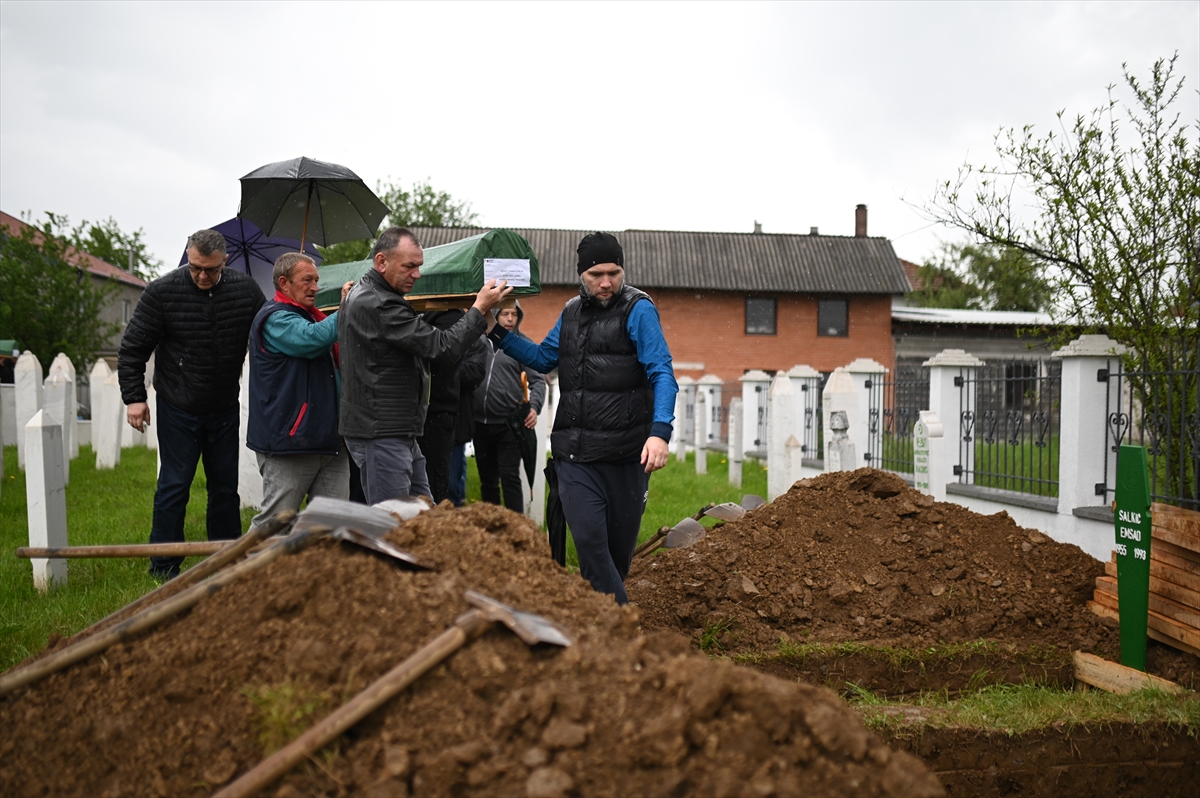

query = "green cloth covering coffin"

[315,229,540,309]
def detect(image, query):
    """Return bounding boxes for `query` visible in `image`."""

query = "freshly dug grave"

[0,502,942,798]
[877,720,1199,798]
[627,469,1199,692]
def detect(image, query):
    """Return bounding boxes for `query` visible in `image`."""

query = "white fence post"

[923,349,984,501]
[238,359,262,510]
[845,358,887,470]
[0,382,15,448]
[25,410,68,592]
[694,391,707,475]
[15,352,43,469]
[50,353,78,460]
[766,373,795,500]
[697,374,722,449]
[740,369,771,458]
[1053,335,1127,514]
[0,384,5,500]
[673,383,689,463]
[95,372,124,469]
[821,368,858,473]
[728,397,743,488]
[144,385,159,451]
[43,369,72,485]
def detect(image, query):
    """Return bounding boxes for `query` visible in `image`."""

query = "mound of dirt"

[628,469,1198,686]
[0,502,942,798]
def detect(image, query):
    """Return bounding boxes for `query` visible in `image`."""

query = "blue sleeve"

[495,315,562,374]
[627,300,678,442]
[262,311,339,359]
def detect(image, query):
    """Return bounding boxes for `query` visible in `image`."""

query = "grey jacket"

[474,303,546,426]
[338,268,486,438]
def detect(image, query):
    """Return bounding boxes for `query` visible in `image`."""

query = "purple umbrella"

[179,217,323,298]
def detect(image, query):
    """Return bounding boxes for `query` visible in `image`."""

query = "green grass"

[850,682,1200,736]
[0,444,256,670]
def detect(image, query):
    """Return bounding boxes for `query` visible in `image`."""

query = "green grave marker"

[1114,444,1153,671]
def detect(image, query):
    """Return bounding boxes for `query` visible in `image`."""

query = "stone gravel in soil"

[0,502,942,798]
[627,469,1198,687]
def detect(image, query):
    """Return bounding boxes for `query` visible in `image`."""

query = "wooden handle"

[0,524,323,698]
[633,526,671,558]
[16,541,272,558]
[214,610,493,798]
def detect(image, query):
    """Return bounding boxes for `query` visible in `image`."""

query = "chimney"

[855,204,867,237]
[753,220,762,234]
[809,226,819,236]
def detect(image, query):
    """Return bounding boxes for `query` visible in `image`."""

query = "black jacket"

[474,302,546,426]
[338,268,486,439]
[118,266,265,413]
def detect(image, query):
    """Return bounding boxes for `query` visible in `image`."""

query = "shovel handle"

[633,526,671,559]
[215,609,493,798]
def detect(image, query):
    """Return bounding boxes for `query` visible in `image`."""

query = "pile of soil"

[0,502,942,797]
[628,469,1199,689]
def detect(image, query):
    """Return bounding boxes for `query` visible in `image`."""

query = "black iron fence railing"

[867,366,930,474]
[957,359,1061,497]
[799,372,828,460]
[1100,338,1200,511]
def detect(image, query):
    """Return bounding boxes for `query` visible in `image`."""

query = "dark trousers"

[555,459,649,605]
[447,444,467,506]
[416,411,457,505]
[149,396,241,576]
[474,422,525,514]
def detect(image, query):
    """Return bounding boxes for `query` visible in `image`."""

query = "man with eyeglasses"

[118,228,265,580]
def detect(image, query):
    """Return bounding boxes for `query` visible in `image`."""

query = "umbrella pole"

[299,181,314,251]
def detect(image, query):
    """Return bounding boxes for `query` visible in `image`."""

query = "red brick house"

[411,206,910,385]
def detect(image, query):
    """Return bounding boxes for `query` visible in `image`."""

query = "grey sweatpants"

[251,451,350,528]
[344,436,431,504]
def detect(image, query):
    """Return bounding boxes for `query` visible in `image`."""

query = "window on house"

[122,300,131,325]
[745,297,776,335]
[817,298,848,336]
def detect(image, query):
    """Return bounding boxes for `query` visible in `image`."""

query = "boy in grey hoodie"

[473,301,545,513]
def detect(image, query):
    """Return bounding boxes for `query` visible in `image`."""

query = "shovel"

[632,501,712,558]
[702,493,767,523]
[633,512,711,559]
[214,590,572,798]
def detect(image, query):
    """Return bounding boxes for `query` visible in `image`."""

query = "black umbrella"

[238,156,390,250]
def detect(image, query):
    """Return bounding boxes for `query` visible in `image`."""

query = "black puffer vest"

[552,284,653,463]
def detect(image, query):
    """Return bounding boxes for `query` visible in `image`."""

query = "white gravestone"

[826,410,855,472]
[766,373,795,501]
[727,397,743,488]
[526,401,549,526]
[1,383,15,447]
[14,352,44,469]
[913,410,944,494]
[95,372,123,469]
[26,410,68,591]
[694,391,707,475]
[89,359,111,443]
[238,359,263,510]
[50,353,78,459]
[0,385,5,500]
[822,367,859,470]
[43,370,72,485]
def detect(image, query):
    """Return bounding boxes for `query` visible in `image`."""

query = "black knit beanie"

[576,231,624,274]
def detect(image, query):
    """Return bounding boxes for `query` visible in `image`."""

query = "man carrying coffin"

[247,252,353,524]
[485,231,678,604]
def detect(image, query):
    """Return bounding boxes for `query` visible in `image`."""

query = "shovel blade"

[465,590,574,647]
[295,497,399,539]
[663,517,706,549]
[333,527,436,570]
[740,494,767,511]
[704,502,747,522]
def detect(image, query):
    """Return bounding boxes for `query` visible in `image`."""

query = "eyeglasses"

[188,262,224,277]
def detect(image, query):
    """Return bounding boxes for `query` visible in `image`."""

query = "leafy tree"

[0,214,122,375]
[318,177,479,264]
[68,216,164,281]
[908,243,1050,312]
[924,54,1199,503]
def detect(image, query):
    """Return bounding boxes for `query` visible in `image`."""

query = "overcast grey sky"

[1,0,1196,271]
